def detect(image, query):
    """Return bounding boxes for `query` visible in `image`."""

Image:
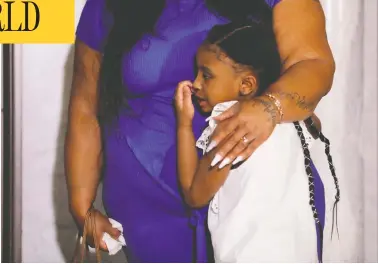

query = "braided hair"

[206,22,340,263]
[205,22,281,95]
[294,118,340,263]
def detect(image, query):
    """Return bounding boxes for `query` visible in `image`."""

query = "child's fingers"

[182,85,193,100]
[175,90,183,104]
[175,81,191,100]
[177,81,193,94]
[175,84,183,101]
[175,82,193,110]
[179,80,193,88]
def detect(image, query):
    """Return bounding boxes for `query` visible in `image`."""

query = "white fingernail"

[218,158,231,169]
[211,154,222,167]
[232,156,244,165]
[207,141,217,152]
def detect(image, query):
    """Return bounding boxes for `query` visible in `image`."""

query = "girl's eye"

[203,72,211,80]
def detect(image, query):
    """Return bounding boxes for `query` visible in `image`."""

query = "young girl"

[174,22,339,262]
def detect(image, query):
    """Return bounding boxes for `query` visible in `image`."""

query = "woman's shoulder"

[76,0,114,52]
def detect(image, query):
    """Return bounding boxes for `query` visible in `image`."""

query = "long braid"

[293,121,324,263]
[304,118,340,239]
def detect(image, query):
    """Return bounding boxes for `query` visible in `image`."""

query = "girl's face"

[193,44,256,113]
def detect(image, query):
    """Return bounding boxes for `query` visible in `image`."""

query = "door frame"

[2,44,22,263]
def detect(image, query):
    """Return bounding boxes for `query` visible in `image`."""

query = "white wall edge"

[362,0,378,261]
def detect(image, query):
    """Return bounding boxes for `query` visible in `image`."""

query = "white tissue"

[79,218,126,256]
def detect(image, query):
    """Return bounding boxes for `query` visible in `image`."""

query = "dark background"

[2,44,15,263]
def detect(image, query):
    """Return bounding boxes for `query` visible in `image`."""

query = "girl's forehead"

[198,44,227,61]
[197,44,253,76]
[197,44,240,71]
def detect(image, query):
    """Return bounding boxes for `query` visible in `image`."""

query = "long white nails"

[232,156,244,165]
[211,154,222,167]
[206,141,217,152]
[218,158,231,169]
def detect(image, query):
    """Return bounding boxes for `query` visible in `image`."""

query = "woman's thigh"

[112,203,195,263]
[102,135,196,262]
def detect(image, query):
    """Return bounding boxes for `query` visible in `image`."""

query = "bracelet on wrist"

[262,92,284,124]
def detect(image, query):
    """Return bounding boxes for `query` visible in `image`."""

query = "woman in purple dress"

[65,0,335,262]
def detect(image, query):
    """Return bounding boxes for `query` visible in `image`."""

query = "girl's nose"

[191,85,200,94]
[192,78,202,92]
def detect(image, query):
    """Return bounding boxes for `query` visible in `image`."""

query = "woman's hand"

[174,81,195,127]
[81,209,121,251]
[207,97,278,167]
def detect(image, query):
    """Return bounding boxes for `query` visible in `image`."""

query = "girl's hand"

[174,81,195,127]
[81,209,121,251]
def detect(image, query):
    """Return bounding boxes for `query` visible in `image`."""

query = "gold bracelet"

[263,93,284,124]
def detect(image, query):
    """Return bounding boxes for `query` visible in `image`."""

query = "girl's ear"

[239,74,258,96]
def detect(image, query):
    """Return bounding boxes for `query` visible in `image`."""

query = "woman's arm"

[207,0,335,165]
[266,0,335,121]
[65,40,102,225]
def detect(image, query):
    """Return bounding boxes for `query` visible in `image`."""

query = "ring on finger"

[241,135,249,144]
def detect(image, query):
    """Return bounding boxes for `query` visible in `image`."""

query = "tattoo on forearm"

[252,98,278,125]
[275,92,316,112]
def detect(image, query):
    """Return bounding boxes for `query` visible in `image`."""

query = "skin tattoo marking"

[275,91,316,112]
[252,97,278,125]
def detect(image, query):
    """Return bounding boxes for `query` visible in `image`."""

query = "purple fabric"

[265,0,282,8]
[76,0,324,262]
[76,0,112,52]
[311,160,326,262]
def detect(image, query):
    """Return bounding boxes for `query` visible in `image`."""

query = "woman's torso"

[110,0,228,178]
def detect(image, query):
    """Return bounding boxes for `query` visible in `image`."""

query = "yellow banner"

[0,0,75,43]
